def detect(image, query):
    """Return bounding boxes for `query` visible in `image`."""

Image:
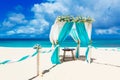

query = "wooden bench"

[62,48,75,61]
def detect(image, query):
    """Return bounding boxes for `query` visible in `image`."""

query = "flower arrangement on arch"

[56,15,94,23]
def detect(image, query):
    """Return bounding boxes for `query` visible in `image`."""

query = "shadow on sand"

[93,61,120,68]
[29,55,120,80]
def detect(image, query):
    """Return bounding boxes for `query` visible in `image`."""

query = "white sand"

[0,47,120,80]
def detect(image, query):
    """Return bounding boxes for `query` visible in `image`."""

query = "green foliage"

[33,44,41,50]
[57,15,74,22]
[56,15,94,23]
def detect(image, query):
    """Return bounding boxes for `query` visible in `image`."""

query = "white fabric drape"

[84,22,92,40]
[70,23,80,58]
[84,22,92,63]
[49,20,74,64]
[49,19,93,64]
[49,20,66,45]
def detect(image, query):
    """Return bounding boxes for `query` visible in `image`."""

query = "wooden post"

[29,44,42,80]
[36,45,42,77]
[37,49,40,76]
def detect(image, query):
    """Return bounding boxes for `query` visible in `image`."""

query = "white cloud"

[31,2,68,18]
[29,19,49,28]
[2,13,28,27]
[6,31,15,35]
[8,13,27,24]
[95,27,120,35]
[16,27,36,34]
[2,0,120,38]
[2,21,15,27]
[28,18,49,33]
[4,12,49,35]
[6,27,36,35]
[6,18,49,35]
[31,0,120,24]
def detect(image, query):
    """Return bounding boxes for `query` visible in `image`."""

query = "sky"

[0,0,120,39]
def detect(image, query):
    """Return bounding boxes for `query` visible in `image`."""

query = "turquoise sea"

[0,39,120,48]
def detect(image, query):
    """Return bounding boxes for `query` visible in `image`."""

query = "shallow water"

[0,39,120,47]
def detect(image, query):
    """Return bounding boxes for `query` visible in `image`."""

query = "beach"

[0,47,120,80]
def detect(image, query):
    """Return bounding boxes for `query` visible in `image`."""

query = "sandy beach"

[0,47,120,80]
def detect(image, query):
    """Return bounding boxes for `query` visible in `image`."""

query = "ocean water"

[0,39,120,48]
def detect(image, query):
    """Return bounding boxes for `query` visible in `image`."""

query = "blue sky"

[0,0,120,39]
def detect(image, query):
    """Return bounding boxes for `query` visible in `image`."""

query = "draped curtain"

[70,23,80,58]
[49,20,65,45]
[50,19,92,64]
[49,21,73,64]
[75,22,92,63]
[84,22,92,63]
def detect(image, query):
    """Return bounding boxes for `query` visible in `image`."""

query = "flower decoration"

[75,16,94,23]
[33,44,42,50]
[57,15,94,23]
[86,16,94,23]
[57,15,74,22]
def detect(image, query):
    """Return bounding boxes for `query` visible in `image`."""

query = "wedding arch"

[49,16,93,64]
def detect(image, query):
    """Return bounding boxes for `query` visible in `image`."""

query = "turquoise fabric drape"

[76,22,89,46]
[51,45,60,64]
[51,22,73,64]
[70,29,79,42]
[85,47,89,62]
[75,22,91,62]
[70,28,80,58]
[58,22,73,44]
[76,43,80,58]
